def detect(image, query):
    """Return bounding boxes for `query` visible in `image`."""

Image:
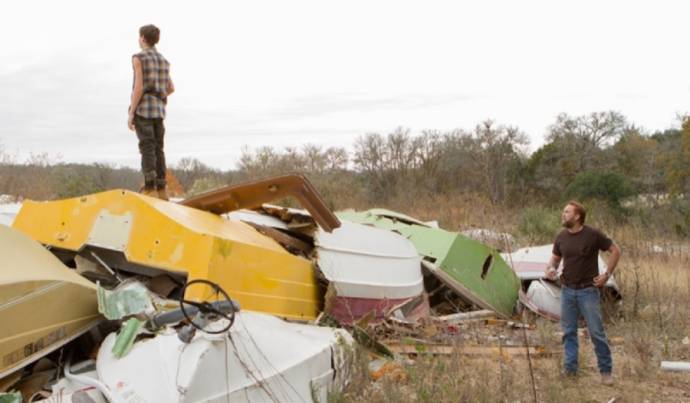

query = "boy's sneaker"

[139,186,158,198]
[157,187,169,201]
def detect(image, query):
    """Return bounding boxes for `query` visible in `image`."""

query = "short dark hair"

[139,25,160,46]
[567,200,586,224]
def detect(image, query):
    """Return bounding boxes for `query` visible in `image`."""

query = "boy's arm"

[128,57,144,131]
[167,78,175,96]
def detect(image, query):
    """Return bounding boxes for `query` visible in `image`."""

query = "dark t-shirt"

[552,225,613,286]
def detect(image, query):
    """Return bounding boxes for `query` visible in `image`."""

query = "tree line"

[1,110,689,237]
[239,111,690,208]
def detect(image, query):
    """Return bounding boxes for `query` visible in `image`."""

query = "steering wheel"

[180,279,237,334]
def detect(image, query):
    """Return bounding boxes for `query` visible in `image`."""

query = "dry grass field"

[331,197,690,403]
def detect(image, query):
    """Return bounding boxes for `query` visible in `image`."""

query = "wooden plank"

[244,222,313,255]
[435,309,496,323]
[385,343,556,357]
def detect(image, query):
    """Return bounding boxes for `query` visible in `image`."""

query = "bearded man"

[545,201,621,385]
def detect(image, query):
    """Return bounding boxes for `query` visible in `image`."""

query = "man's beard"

[562,219,574,228]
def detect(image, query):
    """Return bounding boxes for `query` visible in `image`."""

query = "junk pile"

[0,174,622,401]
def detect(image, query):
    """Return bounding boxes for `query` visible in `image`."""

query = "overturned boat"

[227,208,429,324]
[315,221,428,324]
[92,311,353,403]
[0,224,102,379]
[337,209,521,319]
[23,276,353,403]
[12,189,323,321]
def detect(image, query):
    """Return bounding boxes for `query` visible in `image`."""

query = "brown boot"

[139,186,158,198]
[157,187,169,201]
[601,373,613,386]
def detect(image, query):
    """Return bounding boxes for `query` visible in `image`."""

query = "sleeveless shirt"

[133,48,170,119]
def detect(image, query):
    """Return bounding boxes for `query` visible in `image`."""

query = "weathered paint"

[327,295,428,324]
[96,312,353,403]
[314,220,426,323]
[337,210,521,318]
[12,190,320,320]
[521,281,561,321]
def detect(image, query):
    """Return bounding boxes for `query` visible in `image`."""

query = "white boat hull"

[315,221,427,323]
[97,312,353,403]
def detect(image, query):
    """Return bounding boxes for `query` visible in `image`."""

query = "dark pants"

[134,115,166,189]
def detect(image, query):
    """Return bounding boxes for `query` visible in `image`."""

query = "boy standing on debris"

[128,24,174,200]
[545,201,621,385]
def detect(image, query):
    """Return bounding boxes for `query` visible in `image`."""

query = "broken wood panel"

[434,309,496,324]
[244,222,314,256]
[180,174,341,232]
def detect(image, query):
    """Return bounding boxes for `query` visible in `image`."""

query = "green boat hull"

[337,210,520,318]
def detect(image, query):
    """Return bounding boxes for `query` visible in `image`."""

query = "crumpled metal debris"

[97,279,157,320]
[0,392,22,403]
[112,318,145,359]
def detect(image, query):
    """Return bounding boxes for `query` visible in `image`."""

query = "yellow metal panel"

[12,194,100,251]
[12,190,320,320]
[200,238,319,320]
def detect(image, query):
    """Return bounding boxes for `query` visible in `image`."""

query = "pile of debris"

[0,175,622,402]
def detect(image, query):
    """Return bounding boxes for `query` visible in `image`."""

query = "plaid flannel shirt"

[133,48,170,119]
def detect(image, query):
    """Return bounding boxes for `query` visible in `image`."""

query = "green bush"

[565,171,635,209]
[517,206,560,244]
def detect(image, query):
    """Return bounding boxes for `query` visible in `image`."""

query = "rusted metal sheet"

[180,174,341,232]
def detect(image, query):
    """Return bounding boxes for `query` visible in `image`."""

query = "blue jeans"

[561,286,612,375]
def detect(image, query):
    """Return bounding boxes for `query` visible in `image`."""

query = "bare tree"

[472,120,529,204]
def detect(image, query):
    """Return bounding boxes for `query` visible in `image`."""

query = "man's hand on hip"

[545,266,558,281]
[128,113,135,131]
[593,272,609,288]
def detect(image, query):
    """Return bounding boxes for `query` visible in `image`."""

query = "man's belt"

[563,281,594,290]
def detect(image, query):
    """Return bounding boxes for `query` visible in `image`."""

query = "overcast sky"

[1,1,689,170]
